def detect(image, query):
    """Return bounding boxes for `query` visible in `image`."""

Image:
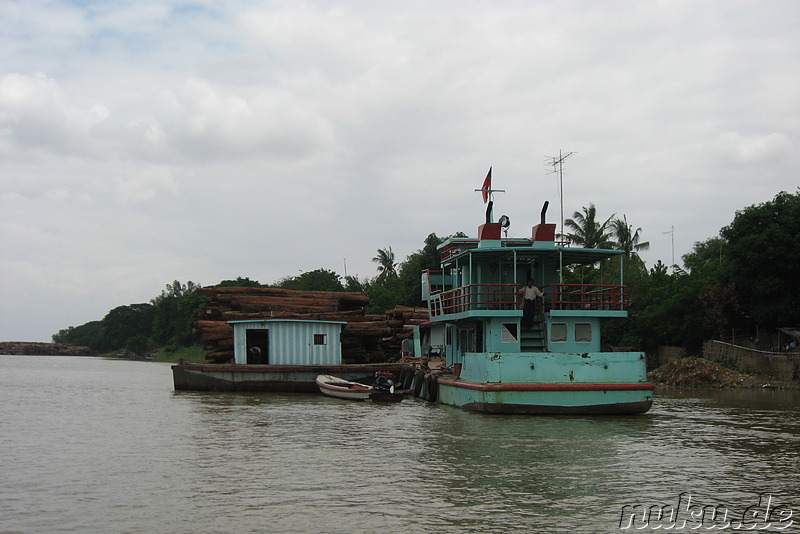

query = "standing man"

[519,279,543,328]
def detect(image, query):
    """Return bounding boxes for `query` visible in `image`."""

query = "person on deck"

[519,279,543,328]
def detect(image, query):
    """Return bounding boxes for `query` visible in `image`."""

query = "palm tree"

[563,203,615,248]
[372,247,397,279]
[611,215,650,259]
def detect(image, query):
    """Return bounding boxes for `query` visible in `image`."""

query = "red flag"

[481,167,492,203]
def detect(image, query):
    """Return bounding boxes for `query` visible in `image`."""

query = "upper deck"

[422,220,630,321]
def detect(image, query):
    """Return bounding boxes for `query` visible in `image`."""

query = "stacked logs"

[0,342,96,356]
[193,287,430,364]
[381,306,430,349]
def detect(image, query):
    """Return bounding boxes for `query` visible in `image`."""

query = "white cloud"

[713,132,793,165]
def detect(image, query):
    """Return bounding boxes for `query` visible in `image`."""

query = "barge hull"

[172,363,403,393]
[437,380,653,415]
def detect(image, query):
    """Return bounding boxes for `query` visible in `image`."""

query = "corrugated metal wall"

[232,320,343,365]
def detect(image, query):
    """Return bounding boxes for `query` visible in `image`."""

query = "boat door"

[246,329,269,364]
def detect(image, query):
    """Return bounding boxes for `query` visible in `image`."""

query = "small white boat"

[316,374,373,400]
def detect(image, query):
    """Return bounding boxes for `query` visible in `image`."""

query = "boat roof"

[228,319,347,325]
[777,327,800,338]
[438,238,624,267]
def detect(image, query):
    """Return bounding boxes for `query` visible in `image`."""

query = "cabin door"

[246,329,269,364]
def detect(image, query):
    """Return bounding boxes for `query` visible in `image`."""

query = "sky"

[1,0,798,342]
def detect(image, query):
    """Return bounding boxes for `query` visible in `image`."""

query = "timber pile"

[0,342,96,356]
[193,287,430,364]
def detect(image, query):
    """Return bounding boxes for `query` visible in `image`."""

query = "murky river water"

[1,355,797,533]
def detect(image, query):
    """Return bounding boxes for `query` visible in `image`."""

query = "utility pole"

[545,150,575,241]
[663,226,675,267]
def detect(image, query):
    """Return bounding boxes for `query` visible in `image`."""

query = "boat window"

[575,323,592,343]
[551,323,567,342]
[313,334,327,345]
[501,323,518,343]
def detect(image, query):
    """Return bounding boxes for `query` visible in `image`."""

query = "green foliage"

[365,276,404,314]
[52,321,108,350]
[611,214,650,259]
[277,268,345,292]
[215,276,263,287]
[372,247,398,279]
[563,203,615,248]
[151,281,204,349]
[124,333,152,355]
[343,275,365,293]
[365,233,453,311]
[397,233,445,306]
[720,190,800,327]
[154,344,206,363]
[103,303,155,349]
[53,280,202,353]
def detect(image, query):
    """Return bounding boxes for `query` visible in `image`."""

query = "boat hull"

[436,378,653,415]
[172,363,403,393]
[316,375,373,400]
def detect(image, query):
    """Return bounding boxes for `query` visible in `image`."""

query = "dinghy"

[316,374,373,401]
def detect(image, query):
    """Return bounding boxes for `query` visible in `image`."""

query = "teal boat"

[406,180,653,415]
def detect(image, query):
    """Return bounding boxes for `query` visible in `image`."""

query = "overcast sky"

[2,1,798,342]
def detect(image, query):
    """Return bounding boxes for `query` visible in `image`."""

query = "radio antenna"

[545,150,575,242]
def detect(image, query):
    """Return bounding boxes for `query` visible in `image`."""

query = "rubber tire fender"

[420,374,430,400]
[427,375,439,403]
[411,370,425,397]
[401,367,413,390]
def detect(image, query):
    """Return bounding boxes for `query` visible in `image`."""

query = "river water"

[1,355,797,533]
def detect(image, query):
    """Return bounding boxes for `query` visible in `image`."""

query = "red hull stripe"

[436,379,654,392]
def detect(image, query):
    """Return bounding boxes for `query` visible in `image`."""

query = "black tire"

[400,367,413,390]
[411,370,424,397]
[427,375,439,402]
[420,374,430,400]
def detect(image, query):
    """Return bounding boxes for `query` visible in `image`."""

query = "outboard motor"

[373,372,395,392]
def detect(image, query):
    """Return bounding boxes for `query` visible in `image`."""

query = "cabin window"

[575,323,592,343]
[501,323,518,343]
[551,323,567,342]
[313,334,327,345]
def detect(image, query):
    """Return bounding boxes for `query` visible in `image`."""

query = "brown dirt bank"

[650,357,798,389]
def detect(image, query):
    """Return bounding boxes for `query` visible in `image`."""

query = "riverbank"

[650,357,799,389]
[98,345,206,364]
[153,345,206,363]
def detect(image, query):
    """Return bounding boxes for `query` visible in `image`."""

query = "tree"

[563,203,615,248]
[277,268,344,292]
[151,280,203,348]
[611,215,650,259]
[720,190,800,327]
[364,276,404,314]
[396,233,445,306]
[52,321,107,350]
[215,277,263,287]
[103,303,155,350]
[372,247,397,279]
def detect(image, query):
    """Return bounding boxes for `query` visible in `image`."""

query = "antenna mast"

[545,150,575,241]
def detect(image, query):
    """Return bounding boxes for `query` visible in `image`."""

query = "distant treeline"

[53,190,799,356]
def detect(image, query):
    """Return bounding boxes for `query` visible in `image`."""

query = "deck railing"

[429,283,626,317]
[543,284,626,311]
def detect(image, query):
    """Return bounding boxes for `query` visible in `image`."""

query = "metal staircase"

[521,321,546,352]
[521,300,548,352]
